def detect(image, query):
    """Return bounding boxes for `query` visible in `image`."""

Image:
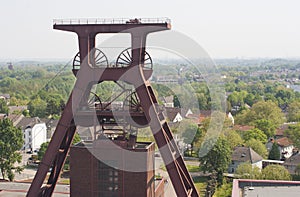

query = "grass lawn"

[186,164,200,172]
[193,176,208,196]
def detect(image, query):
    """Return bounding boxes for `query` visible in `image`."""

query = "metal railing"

[53,17,171,25]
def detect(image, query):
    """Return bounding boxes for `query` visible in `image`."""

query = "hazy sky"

[1,0,300,60]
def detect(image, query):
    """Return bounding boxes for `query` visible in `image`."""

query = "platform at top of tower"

[53,18,171,33]
[54,17,170,25]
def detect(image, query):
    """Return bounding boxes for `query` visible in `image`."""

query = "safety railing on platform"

[53,18,171,25]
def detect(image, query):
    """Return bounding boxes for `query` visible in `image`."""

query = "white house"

[266,137,294,160]
[17,117,47,152]
[228,146,263,173]
[277,137,294,160]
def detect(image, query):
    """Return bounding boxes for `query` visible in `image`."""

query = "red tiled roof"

[276,137,293,147]
[276,124,289,136]
[233,125,255,132]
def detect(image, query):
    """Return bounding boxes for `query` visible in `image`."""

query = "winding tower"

[27,18,199,197]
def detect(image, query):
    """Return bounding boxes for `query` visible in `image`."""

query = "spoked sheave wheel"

[116,48,153,69]
[90,48,109,68]
[87,92,102,109]
[72,48,109,70]
[72,52,81,70]
[124,91,141,111]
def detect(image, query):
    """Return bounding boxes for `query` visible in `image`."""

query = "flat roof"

[232,179,300,197]
[244,186,300,197]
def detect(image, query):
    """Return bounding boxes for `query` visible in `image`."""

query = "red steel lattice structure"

[27,18,199,197]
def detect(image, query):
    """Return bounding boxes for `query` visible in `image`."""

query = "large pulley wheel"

[72,48,109,70]
[124,91,141,111]
[124,91,149,127]
[116,48,153,69]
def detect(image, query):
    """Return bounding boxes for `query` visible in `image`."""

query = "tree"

[205,171,218,197]
[173,94,181,108]
[255,119,276,139]
[242,128,268,144]
[28,97,47,118]
[73,132,81,144]
[38,142,49,161]
[0,118,23,181]
[287,101,300,122]
[213,182,232,197]
[245,139,268,158]
[45,95,64,116]
[235,162,261,179]
[235,101,285,128]
[261,165,291,180]
[223,129,244,149]
[227,91,247,107]
[0,99,8,114]
[268,142,281,160]
[285,123,300,149]
[199,136,232,184]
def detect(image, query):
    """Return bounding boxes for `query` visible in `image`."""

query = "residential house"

[162,95,174,108]
[8,114,24,126]
[233,125,255,138]
[42,118,59,139]
[275,123,295,139]
[266,137,294,160]
[228,146,263,173]
[284,153,300,175]
[8,105,27,115]
[276,124,288,138]
[233,125,255,132]
[17,117,47,152]
[199,110,212,122]
[182,109,203,125]
[163,107,183,123]
[182,108,193,118]
[277,137,294,159]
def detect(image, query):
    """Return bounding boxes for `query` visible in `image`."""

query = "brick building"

[70,139,164,197]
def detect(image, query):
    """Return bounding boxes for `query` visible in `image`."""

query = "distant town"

[0,57,300,196]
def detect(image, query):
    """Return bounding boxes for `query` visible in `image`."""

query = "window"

[98,161,119,193]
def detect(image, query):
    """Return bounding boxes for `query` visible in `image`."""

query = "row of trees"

[236,163,291,180]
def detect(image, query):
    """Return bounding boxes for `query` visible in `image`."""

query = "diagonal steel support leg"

[135,83,199,197]
[27,71,93,197]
